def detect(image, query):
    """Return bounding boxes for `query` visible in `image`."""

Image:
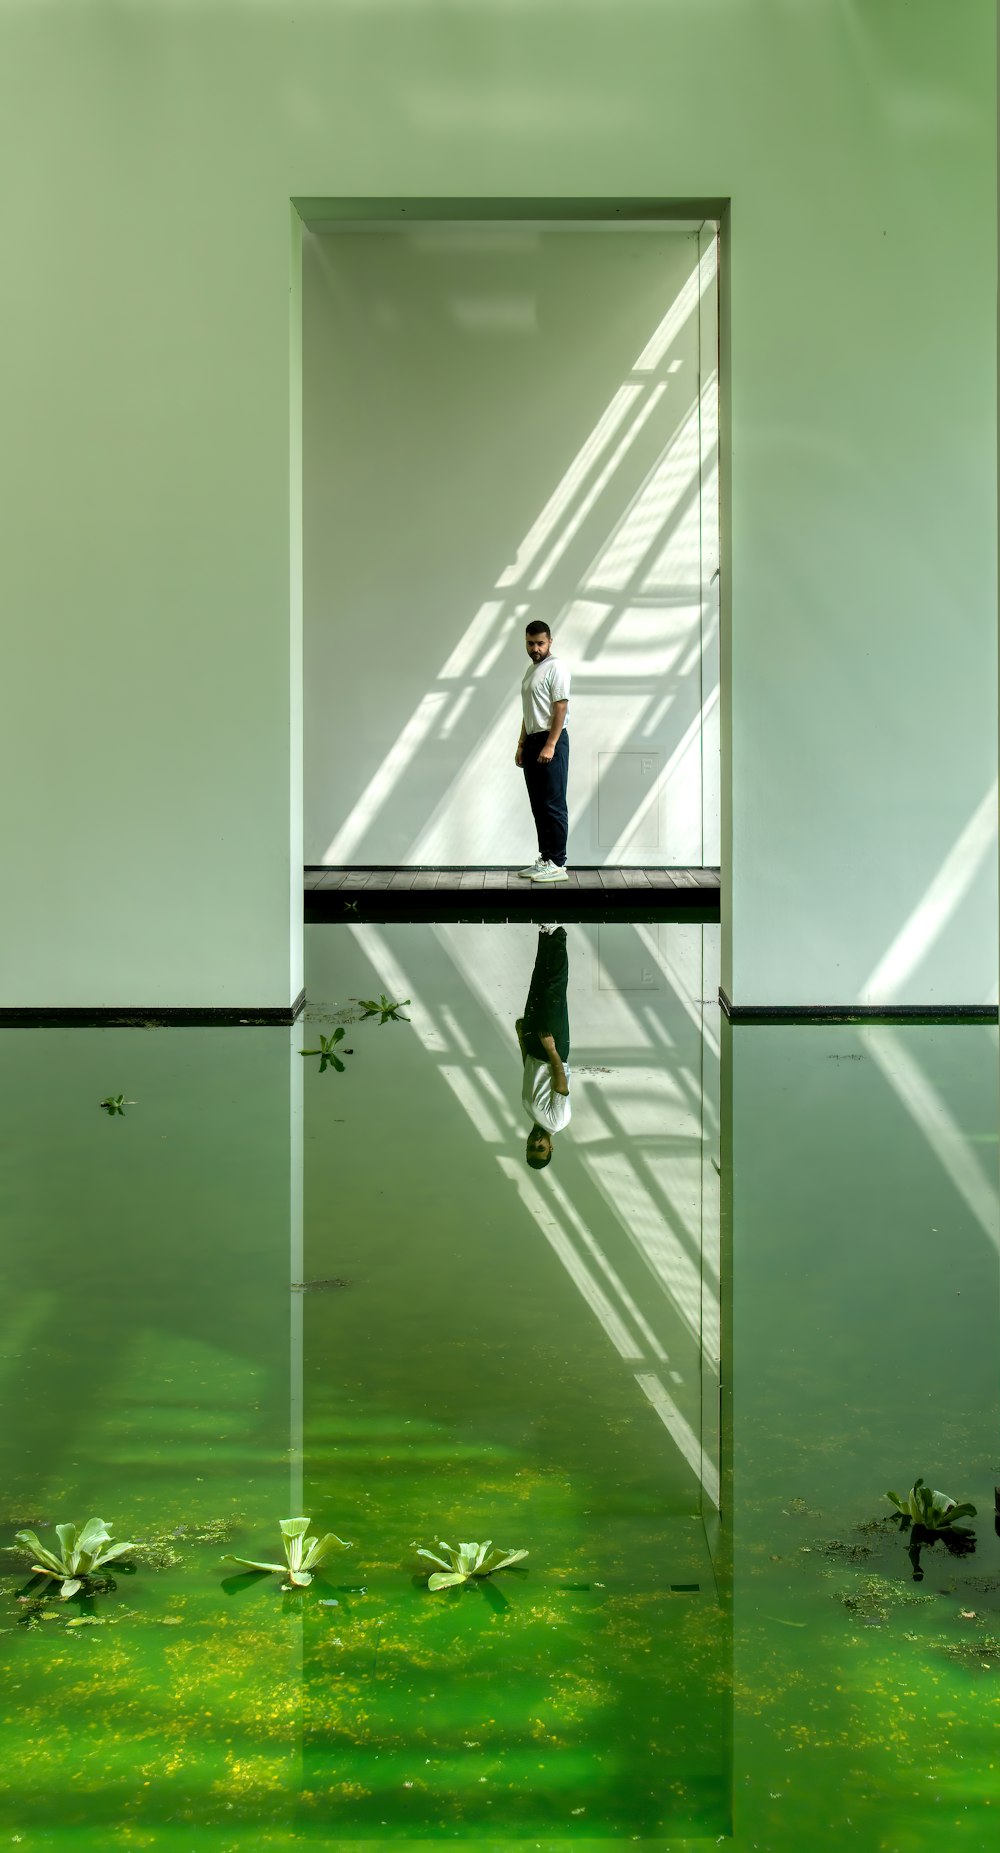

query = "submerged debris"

[817,1537,875,1564]
[131,1515,241,1565]
[941,1634,1000,1666]
[835,1574,935,1624]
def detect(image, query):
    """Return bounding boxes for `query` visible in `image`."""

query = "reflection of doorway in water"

[302,217,721,871]
[300,916,728,1839]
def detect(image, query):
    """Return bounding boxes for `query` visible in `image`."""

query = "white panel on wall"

[303,223,719,867]
[598,751,661,850]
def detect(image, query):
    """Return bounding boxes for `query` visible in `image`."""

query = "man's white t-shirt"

[521,654,571,736]
[521,1056,572,1133]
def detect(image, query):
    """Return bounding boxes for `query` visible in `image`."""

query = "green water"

[0,920,997,1850]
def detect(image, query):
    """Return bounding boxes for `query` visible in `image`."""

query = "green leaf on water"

[226,1517,351,1591]
[885,1478,977,1531]
[417,1538,529,1592]
[12,1517,135,1597]
[359,994,411,1026]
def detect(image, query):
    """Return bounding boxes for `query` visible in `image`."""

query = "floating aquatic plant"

[299,1030,352,1073]
[99,1095,131,1115]
[225,1517,352,1590]
[359,994,410,1025]
[14,1518,136,1599]
[886,1479,977,1533]
[416,1539,528,1592]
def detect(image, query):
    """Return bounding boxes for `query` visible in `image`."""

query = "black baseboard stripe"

[718,987,998,1025]
[306,894,720,923]
[0,989,307,1029]
[307,891,719,923]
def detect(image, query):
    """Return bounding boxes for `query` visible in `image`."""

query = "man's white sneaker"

[530,860,569,883]
[518,857,546,879]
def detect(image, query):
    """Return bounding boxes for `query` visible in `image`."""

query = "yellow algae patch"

[213,1751,294,1796]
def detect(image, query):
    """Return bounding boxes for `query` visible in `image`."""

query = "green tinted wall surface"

[0,2,994,1007]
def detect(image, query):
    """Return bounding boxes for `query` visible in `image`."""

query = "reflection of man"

[515,925,571,1169]
[515,621,570,883]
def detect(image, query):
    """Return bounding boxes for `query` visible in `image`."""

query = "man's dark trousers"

[522,927,570,1063]
[522,730,569,867]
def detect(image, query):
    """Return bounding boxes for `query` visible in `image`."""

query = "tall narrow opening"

[298,208,721,872]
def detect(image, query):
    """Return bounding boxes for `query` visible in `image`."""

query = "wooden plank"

[622,868,652,888]
[669,869,700,888]
[314,871,348,891]
[643,868,679,888]
[303,869,327,889]
[459,870,486,891]
[691,867,721,888]
[598,869,629,890]
[339,871,373,890]
[410,871,440,890]
[388,871,417,889]
[482,870,510,890]
[574,869,604,889]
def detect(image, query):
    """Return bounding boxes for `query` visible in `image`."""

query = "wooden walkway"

[305,867,720,919]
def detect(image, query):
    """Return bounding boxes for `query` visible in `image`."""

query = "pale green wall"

[0,1,994,1007]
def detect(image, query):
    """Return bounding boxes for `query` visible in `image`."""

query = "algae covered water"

[0,920,997,1850]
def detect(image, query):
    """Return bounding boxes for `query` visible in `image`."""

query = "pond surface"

[0,920,997,1851]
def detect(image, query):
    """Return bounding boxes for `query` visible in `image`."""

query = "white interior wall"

[304,224,720,868]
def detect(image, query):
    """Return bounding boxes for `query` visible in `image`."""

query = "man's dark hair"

[526,1146,553,1170]
[525,622,551,638]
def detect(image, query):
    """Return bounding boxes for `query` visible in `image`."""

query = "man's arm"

[539,1032,569,1095]
[537,700,567,765]
[515,1017,527,1061]
[515,720,526,767]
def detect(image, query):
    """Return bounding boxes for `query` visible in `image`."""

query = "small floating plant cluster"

[796,1474,1000,1667]
[9,1516,527,1603]
[886,1478,977,1534]
[299,995,410,1074]
[885,1478,979,1580]
[781,1475,999,1667]
[97,995,412,1109]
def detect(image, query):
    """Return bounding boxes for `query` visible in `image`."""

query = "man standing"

[515,621,570,883]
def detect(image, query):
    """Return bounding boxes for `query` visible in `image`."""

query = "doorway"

[301,214,720,870]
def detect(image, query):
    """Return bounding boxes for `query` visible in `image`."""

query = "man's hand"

[537,744,554,764]
[541,1033,569,1095]
[515,745,523,767]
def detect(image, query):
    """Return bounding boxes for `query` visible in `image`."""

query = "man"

[515,621,570,883]
[515,923,571,1170]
